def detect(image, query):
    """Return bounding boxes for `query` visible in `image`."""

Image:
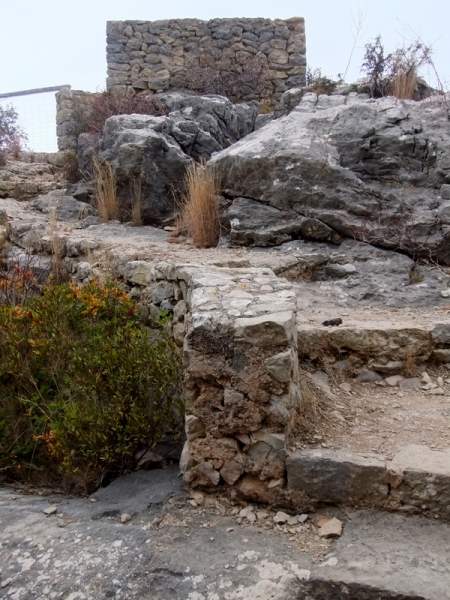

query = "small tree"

[361,36,391,98]
[0,105,25,165]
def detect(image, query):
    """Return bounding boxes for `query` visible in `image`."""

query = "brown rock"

[221,459,244,485]
[319,517,343,538]
[318,516,343,538]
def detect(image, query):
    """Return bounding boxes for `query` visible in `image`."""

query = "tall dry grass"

[130,177,143,226]
[48,209,66,282]
[179,162,220,248]
[390,68,418,100]
[92,157,120,222]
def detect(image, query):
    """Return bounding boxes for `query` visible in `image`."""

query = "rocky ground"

[2,88,450,598]
[2,468,450,600]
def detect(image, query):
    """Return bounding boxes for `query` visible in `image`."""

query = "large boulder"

[211,93,450,264]
[97,93,258,225]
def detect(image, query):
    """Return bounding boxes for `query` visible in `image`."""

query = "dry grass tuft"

[287,370,330,446]
[93,157,119,222]
[287,369,353,448]
[48,209,66,282]
[179,162,220,248]
[130,177,143,226]
[390,68,418,99]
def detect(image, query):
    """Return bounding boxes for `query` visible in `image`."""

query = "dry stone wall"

[106,18,306,102]
[56,87,100,151]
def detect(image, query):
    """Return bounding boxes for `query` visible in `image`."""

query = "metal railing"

[0,85,70,100]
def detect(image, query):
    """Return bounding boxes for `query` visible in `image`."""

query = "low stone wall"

[106,18,306,102]
[56,87,99,151]
[121,258,301,503]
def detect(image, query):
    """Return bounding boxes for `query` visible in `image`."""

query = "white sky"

[1,0,449,151]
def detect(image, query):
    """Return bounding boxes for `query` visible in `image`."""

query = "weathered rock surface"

[212,93,450,263]
[97,92,257,225]
[2,469,450,599]
[0,157,65,200]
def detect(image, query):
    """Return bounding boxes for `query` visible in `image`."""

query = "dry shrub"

[287,370,331,445]
[0,255,40,306]
[62,150,80,183]
[305,68,339,95]
[362,36,433,99]
[179,162,220,248]
[80,91,167,135]
[48,209,66,282]
[0,104,26,165]
[93,157,119,222]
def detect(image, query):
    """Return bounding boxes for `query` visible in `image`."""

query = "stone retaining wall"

[121,258,301,504]
[106,18,306,102]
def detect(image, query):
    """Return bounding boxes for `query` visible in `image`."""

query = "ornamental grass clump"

[180,162,220,248]
[0,280,182,492]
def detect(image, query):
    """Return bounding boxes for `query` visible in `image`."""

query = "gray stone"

[287,448,388,504]
[433,349,450,363]
[211,94,450,264]
[441,184,450,199]
[104,18,306,106]
[356,369,383,383]
[265,350,292,383]
[385,375,404,387]
[31,190,95,221]
[98,93,257,225]
[432,323,450,346]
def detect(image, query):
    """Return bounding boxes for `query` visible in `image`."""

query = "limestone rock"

[211,93,450,264]
[318,516,343,538]
[97,92,257,225]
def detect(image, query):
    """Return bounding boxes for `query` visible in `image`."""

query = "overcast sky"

[1,0,449,150]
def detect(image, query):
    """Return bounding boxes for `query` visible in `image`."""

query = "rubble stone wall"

[56,87,100,151]
[106,18,306,101]
[121,259,301,503]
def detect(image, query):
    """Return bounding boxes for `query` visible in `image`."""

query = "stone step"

[297,308,450,371]
[287,445,450,521]
[297,508,450,600]
[287,378,450,521]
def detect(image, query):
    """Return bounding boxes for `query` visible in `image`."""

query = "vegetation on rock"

[0,105,25,166]
[78,90,168,135]
[0,278,182,492]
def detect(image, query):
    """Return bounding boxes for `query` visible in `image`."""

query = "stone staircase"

[2,196,450,597]
[288,303,450,519]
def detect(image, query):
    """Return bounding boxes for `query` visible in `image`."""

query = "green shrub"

[0,280,182,492]
[305,68,340,95]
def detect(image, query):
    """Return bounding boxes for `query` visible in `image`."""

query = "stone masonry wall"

[56,87,100,151]
[121,258,301,505]
[106,18,306,102]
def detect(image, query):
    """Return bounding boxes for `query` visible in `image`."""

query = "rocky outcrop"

[96,92,258,225]
[0,155,66,200]
[211,93,450,264]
